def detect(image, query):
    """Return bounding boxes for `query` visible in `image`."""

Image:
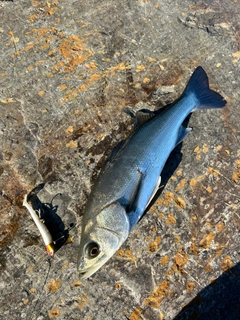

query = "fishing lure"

[23,194,55,256]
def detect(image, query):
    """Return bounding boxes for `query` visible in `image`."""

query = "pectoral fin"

[176,125,192,146]
[127,172,161,231]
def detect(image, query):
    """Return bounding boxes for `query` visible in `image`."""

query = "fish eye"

[85,242,100,259]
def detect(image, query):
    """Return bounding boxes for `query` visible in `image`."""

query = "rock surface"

[0,1,240,319]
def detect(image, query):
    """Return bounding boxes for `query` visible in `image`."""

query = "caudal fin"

[182,66,226,110]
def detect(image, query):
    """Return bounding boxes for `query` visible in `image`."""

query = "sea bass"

[78,66,226,279]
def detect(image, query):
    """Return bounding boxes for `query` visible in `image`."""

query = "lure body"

[23,195,55,256]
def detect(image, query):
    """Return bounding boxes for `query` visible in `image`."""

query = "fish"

[77,66,226,279]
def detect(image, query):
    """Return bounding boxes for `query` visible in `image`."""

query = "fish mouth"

[78,255,109,280]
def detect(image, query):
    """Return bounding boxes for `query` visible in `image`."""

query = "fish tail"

[183,66,226,110]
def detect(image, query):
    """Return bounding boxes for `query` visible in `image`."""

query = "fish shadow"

[27,184,73,252]
[173,262,240,320]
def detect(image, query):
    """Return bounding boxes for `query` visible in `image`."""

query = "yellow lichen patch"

[48,308,60,319]
[30,287,35,293]
[176,168,183,176]
[46,279,62,293]
[129,307,143,320]
[221,256,233,272]
[215,145,222,151]
[1,98,14,104]
[186,281,195,292]
[160,255,169,267]
[216,63,221,68]
[145,280,170,308]
[116,249,137,265]
[78,293,88,309]
[65,126,74,134]
[59,83,67,91]
[196,154,201,160]
[216,221,225,232]
[70,280,82,288]
[38,90,45,96]
[225,149,230,155]
[115,282,122,290]
[204,264,212,272]
[148,236,161,253]
[175,235,181,244]
[135,83,141,88]
[116,249,124,257]
[235,159,240,168]
[175,178,186,192]
[216,244,226,257]
[189,178,197,187]
[163,192,174,206]
[174,197,186,209]
[165,213,176,226]
[202,143,208,153]
[78,73,102,92]
[199,231,215,249]
[148,57,156,62]
[232,169,240,184]
[143,77,150,83]
[136,65,145,73]
[23,298,29,305]
[206,186,212,193]
[194,146,200,153]
[61,261,69,272]
[66,140,77,148]
[197,174,205,181]
[174,249,188,270]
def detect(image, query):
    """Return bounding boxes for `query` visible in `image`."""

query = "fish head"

[78,202,130,280]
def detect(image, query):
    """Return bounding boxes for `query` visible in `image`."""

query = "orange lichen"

[46,279,62,293]
[59,83,67,90]
[163,192,174,206]
[136,65,145,73]
[148,236,161,253]
[38,90,45,96]
[66,140,78,148]
[235,159,240,168]
[160,255,169,267]
[78,73,102,92]
[186,281,195,292]
[232,169,240,184]
[202,143,208,153]
[174,249,188,270]
[78,293,88,309]
[189,242,198,257]
[165,213,176,226]
[221,256,233,272]
[176,168,183,176]
[206,186,212,193]
[129,307,143,320]
[115,283,122,290]
[71,280,82,288]
[174,197,186,209]
[216,221,225,232]
[204,264,212,272]
[199,232,215,249]
[145,280,170,308]
[175,178,186,191]
[189,178,197,187]
[175,235,181,244]
[65,126,74,134]
[215,145,222,151]
[48,308,60,319]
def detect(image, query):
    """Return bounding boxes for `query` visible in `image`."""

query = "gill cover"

[78,202,130,279]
